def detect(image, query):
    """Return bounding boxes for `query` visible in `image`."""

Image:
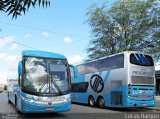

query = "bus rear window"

[130,53,154,66]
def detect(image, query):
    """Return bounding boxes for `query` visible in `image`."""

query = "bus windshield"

[23,57,69,95]
[130,53,154,66]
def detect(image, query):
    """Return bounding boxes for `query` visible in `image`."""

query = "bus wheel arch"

[8,92,11,104]
[15,95,17,106]
[97,95,105,108]
[88,95,96,107]
[15,95,21,113]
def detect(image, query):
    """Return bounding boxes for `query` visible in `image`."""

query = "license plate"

[142,103,146,106]
[46,107,53,111]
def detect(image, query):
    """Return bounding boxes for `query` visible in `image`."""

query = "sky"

[0,0,117,84]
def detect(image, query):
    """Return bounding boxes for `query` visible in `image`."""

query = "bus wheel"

[97,97,105,108]
[89,96,95,107]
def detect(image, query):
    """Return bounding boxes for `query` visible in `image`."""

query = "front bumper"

[20,100,71,113]
[126,98,156,108]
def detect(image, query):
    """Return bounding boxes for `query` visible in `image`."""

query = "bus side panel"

[71,58,128,107]
[101,69,127,107]
[71,68,127,107]
[8,85,17,106]
[71,74,88,103]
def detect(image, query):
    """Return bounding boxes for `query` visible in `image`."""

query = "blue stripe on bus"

[99,71,102,76]
[104,70,110,83]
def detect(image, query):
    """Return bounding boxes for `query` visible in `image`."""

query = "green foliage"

[86,0,160,60]
[0,0,50,19]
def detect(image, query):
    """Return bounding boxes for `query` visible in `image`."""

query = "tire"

[89,96,95,107]
[97,97,105,108]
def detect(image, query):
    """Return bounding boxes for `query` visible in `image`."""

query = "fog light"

[134,104,137,107]
[24,106,28,110]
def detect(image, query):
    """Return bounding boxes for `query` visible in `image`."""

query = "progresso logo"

[132,71,154,77]
[90,74,104,93]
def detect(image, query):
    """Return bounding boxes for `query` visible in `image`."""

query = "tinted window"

[77,54,124,74]
[71,82,89,92]
[130,53,154,66]
[85,62,97,74]
[108,54,124,69]
[78,65,85,75]
[97,58,108,71]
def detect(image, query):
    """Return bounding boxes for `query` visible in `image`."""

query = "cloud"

[42,32,49,38]
[64,36,73,43]
[0,72,8,84]
[0,36,15,48]
[0,52,18,64]
[0,53,7,59]
[6,55,18,63]
[0,71,17,84]
[0,53,20,84]
[68,55,82,64]
[24,33,33,39]
[8,55,21,72]
[9,44,18,51]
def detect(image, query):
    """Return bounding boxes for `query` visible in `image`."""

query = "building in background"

[155,70,160,95]
[0,84,5,92]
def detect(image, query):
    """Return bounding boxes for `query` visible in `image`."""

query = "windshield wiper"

[39,74,49,92]
[39,79,49,92]
[50,75,62,95]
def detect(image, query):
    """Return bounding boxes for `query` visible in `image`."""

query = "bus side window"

[78,65,85,75]
[97,58,108,71]
[72,82,89,92]
[85,62,97,74]
[108,54,124,69]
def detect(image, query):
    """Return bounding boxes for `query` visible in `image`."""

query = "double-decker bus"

[8,50,74,113]
[70,51,156,108]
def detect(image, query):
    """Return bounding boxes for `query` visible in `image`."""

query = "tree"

[86,0,160,60]
[0,0,50,19]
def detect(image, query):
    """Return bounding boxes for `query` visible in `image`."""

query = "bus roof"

[22,50,66,59]
[74,51,151,66]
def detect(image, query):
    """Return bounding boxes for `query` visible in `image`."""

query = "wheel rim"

[89,97,94,106]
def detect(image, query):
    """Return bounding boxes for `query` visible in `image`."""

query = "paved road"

[0,92,160,119]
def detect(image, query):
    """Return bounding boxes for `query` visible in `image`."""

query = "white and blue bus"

[70,51,156,108]
[8,50,74,113]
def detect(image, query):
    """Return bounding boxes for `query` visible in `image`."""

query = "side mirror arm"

[69,64,78,78]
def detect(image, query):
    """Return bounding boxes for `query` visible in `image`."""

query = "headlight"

[21,96,35,103]
[63,96,71,102]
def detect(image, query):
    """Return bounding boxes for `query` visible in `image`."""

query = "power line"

[0,21,89,40]
[9,40,37,50]
[0,21,89,51]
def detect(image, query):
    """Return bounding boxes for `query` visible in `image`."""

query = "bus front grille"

[131,76,154,85]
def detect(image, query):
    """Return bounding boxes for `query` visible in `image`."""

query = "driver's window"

[49,60,68,92]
